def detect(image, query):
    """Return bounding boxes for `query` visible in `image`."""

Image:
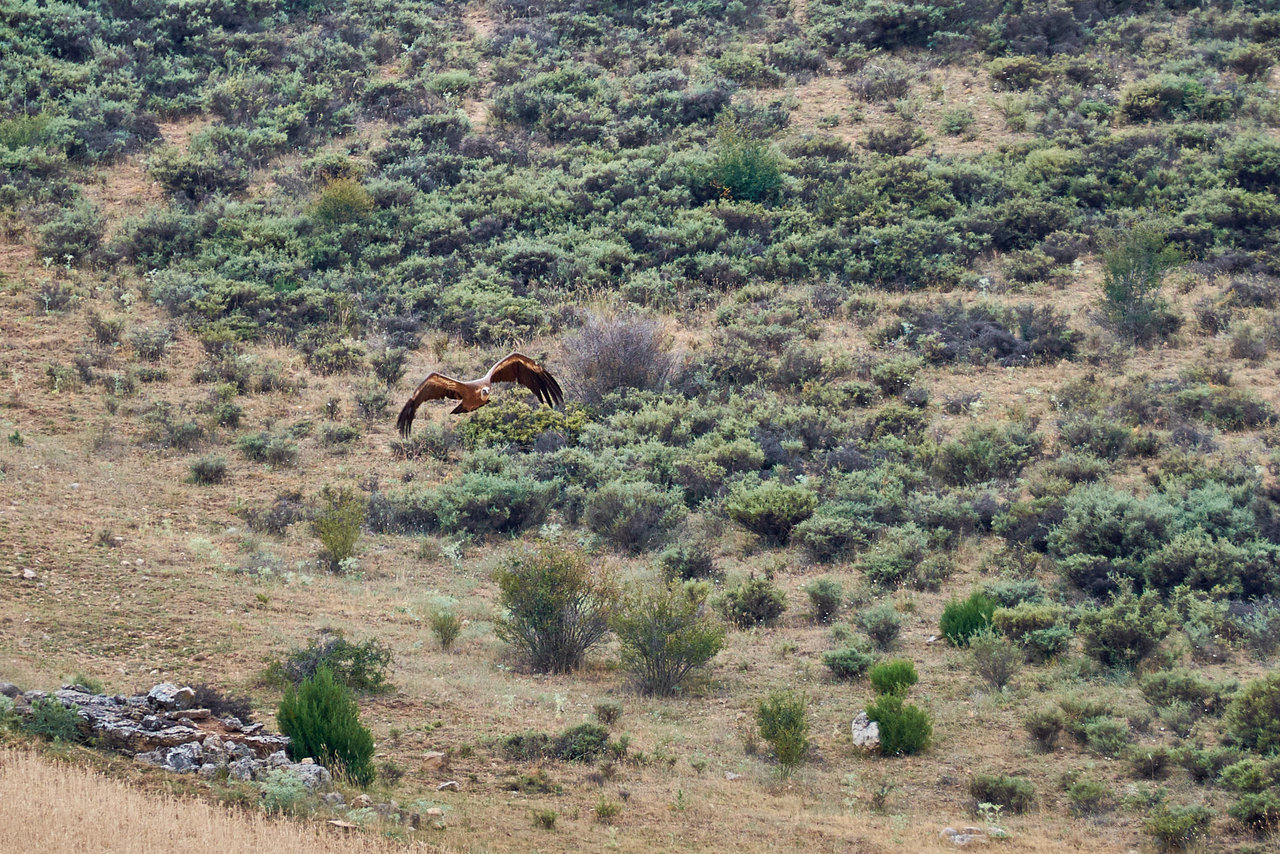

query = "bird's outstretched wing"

[397,373,469,437]
[486,352,564,408]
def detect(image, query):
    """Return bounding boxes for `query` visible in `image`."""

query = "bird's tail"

[396,399,417,438]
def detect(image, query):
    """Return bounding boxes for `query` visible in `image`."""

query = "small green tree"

[867,692,933,756]
[276,665,375,786]
[313,484,366,571]
[756,690,809,778]
[707,120,783,203]
[494,546,617,673]
[869,659,919,696]
[1100,228,1182,343]
[612,582,726,696]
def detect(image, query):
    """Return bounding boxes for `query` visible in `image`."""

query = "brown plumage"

[396,352,564,437]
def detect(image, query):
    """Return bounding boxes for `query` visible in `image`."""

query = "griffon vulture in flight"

[396,352,564,436]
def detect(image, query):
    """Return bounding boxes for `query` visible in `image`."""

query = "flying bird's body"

[396,352,564,436]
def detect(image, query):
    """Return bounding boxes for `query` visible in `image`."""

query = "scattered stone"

[321,792,346,808]
[424,807,445,818]
[436,780,459,791]
[724,772,742,781]
[941,827,987,847]
[290,762,333,792]
[422,750,448,771]
[401,811,421,829]
[22,568,36,580]
[372,802,396,819]
[0,682,19,699]
[351,794,373,808]
[300,757,314,765]
[851,711,881,752]
[165,742,204,773]
[327,820,359,831]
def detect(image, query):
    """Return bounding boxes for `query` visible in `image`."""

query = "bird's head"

[481,386,491,400]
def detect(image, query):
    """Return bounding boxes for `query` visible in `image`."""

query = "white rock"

[851,711,880,751]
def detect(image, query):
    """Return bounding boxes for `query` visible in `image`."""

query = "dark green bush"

[868,659,918,696]
[969,773,1036,814]
[823,646,875,680]
[1067,778,1113,817]
[933,423,1042,484]
[756,690,809,777]
[22,697,84,742]
[1140,668,1235,715]
[939,592,996,646]
[277,665,375,786]
[866,693,932,757]
[805,577,843,623]
[236,432,298,468]
[726,481,818,545]
[267,631,392,693]
[719,574,787,628]
[793,513,870,563]
[494,546,617,674]
[706,121,783,203]
[311,178,374,224]
[991,603,1071,662]
[1226,673,1280,755]
[1229,791,1280,836]
[1077,588,1171,669]
[387,473,552,536]
[38,200,104,265]
[188,455,228,485]
[554,723,611,762]
[1025,706,1064,751]
[584,481,686,553]
[612,582,725,696]
[658,540,720,582]
[1144,804,1213,852]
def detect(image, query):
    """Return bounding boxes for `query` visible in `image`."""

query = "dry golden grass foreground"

[0,749,438,854]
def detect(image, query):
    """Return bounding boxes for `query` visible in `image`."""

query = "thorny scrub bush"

[493,546,618,674]
[719,574,787,628]
[805,577,843,623]
[312,484,366,571]
[584,481,687,553]
[266,630,392,693]
[563,313,678,406]
[612,581,726,696]
[969,773,1036,814]
[823,646,875,680]
[1100,228,1183,345]
[726,480,818,545]
[1226,673,1280,755]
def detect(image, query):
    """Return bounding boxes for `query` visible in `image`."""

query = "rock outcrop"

[9,680,323,790]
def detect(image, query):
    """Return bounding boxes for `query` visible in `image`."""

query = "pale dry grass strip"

[0,749,438,854]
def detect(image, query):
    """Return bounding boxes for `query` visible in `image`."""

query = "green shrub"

[554,723,611,762]
[870,356,922,396]
[1144,804,1213,852]
[858,526,928,589]
[793,513,869,562]
[493,546,617,673]
[38,200,104,265]
[939,592,996,646]
[388,473,552,536]
[1229,791,1280,836]
[259,769,311,816]
[1100,228,1182,344]
[236,432,298,468]
[129,325,174,362]
[969,773,1035,814]
[267,631,392,693]
[719,574,787,628]
[726,481,818,545]
[1127,745,1173,779]
[276,665,375,786]
[612,582,726,696]
[991,603,1071,661]
[658,541,720,582]
[868,659,918,696]
[823,646,875,680]
[430,610,462,651]
[968,628,1021,691]
[933,423,1042,484]
[756,690,809,777]
[1226,673,1280,755]
[805,577,843,623]
[1083,716,1132,758]
[940,108,975,136]
[23,697,83,742]
[1140,668,1234,714]
[312,485,365,571]
[584,481,687,553]
[188,455,228,485]
[707,121,783,203]
[1024,706,1065,751]
[311,178,374,224]
[563,313,677,405]
[1067,778,1113,817]
[866,693,932,757]
[857,602,902,650]
[1077,588,1171,669]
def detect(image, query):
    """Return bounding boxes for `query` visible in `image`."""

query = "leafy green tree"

[277,665,375,786]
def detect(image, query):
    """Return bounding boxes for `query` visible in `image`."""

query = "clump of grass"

[756,690,809,778]
[429,610,462,651]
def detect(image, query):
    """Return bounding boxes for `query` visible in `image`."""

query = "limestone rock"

[851,711,881,752]
[147,684,196,711]
[165,742,204,772]
[351,794,373,808]
[288,762,333,792]
[941,827,988,847]
[321,792,346,808]
[436,780,459,791]
[0,682,20,699]
[422,750,448,771]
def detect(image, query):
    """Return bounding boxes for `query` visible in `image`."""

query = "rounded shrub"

[969,773,1036,814]
[719,574,787,628]
[584,481,686,553]
[868,659,919,696]
[805,577,843,623]
[1144,804,1213,852]
[823,646,875,681]
[726,481,818,545]
[1226,673,1280,755]
[611,581,726,696]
